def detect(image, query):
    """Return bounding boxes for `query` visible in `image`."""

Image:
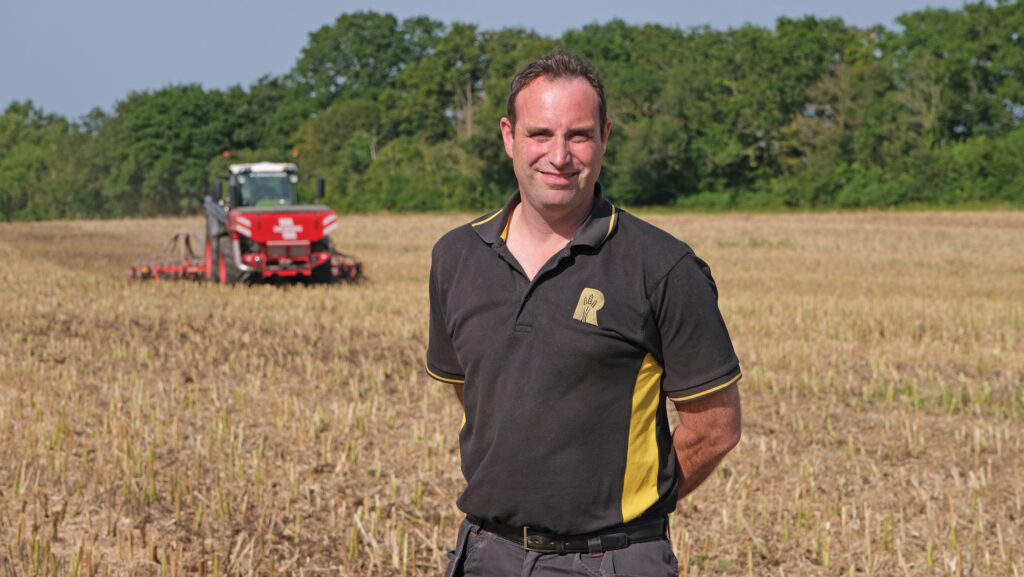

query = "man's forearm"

[673,384,742,499]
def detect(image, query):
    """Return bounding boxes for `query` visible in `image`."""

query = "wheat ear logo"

[573,288,605,326]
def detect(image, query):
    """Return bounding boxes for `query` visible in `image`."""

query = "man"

[426,48,742,577]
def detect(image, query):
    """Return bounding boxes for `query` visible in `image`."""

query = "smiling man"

[427,49,742,577]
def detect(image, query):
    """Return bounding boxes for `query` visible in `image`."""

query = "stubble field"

[0,211,1021,576]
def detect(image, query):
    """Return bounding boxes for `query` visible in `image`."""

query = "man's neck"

[505,192,595,280]
[512,191,595,242]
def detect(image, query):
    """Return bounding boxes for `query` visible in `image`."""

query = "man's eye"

[570,134,591,143]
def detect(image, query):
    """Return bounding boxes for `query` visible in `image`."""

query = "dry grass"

[0,211,1020,576]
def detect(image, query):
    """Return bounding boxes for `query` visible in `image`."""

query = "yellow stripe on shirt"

[621,352,664,523]
[667,373,741,403]
[426,367,465,384]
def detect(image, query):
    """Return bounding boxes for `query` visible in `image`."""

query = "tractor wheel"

[216,236,245,285]
[310,239,333,284]
[311,261,333,284]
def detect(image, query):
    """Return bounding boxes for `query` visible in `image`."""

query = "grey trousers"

[444,518,679,577]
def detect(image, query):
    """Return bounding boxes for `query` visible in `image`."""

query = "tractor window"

[240,176,295,207]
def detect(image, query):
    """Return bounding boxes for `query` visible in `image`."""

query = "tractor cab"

[229,162,298,208]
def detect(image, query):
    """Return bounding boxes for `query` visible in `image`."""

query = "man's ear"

[500,117,515,159]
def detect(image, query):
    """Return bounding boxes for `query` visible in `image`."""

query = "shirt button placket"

[515,288,534,331]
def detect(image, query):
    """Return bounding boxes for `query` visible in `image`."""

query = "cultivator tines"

[126,231,207,282]
[331,249,363,281]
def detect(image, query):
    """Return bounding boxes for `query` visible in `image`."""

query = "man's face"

[500,76,611,219]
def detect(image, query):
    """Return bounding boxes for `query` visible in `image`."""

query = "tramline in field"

[128,160,361,284]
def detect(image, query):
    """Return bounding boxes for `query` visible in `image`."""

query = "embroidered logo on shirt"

[573,288,605,326]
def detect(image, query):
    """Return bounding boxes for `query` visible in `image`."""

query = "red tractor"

[127,161,360,284]
[204,161,359,284]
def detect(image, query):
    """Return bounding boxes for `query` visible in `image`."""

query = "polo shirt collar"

[470,183,618,249]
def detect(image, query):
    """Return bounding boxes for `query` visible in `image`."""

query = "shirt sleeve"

[426,242,465,384]
[651,252,741,402]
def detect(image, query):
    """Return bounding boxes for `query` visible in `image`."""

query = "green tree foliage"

[596,17,854,206]
[337,136,489,211]
[104,85,235,216]
[295,20,551,211]
[294,13,444,108]
[768,1,1024,208]
[0,102,113,220]
[225,75,314,153]
[2,5,1022,221]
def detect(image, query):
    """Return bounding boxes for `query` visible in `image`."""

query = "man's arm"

[453,384,464,406]
[672,384,741,500]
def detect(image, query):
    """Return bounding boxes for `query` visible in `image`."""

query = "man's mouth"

[540,170,579,183]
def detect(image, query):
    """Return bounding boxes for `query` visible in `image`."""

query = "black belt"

[470,516,668,555]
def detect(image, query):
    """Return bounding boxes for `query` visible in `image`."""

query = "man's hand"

[673,384,741,500]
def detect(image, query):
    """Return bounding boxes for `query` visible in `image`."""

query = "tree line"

[2,3,1022,221]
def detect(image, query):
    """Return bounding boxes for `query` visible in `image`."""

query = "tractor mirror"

[317,178,325,199]
[213,180,223,200]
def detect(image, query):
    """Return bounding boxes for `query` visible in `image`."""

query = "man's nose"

[549,137,571,166]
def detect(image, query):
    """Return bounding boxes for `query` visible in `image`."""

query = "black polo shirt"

[427,186,741,535]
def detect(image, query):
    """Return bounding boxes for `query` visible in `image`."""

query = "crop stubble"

[0,211,1020,576]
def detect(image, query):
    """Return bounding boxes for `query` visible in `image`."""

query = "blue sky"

[1,0,970,120]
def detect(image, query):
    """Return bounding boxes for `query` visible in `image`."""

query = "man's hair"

[506,48,607,133]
